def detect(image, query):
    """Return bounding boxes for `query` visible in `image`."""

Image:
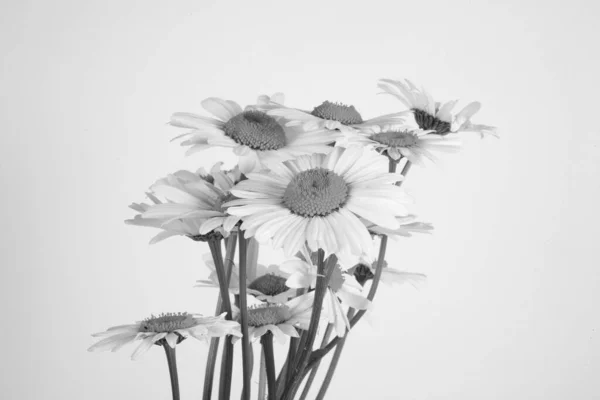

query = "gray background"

[1,0,599,399]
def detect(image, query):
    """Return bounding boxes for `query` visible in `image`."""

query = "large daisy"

[258,94,407,134]
[126,163,242,243]
[348,124,462,165]
[378,78,498,138]
[196,254,296,303]
[170,97,340,174]
[225,146,412,257]
[88,312,242,360]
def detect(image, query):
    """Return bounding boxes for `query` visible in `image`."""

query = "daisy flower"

[88,312,242,360]
[261,95,408,134]
[346,258,427,288]
[126,163,242,243]
[234,292,314,343]
[281,247,370,337]
[169,97,340,174]
[196,254,296,303]
[378,78,498,138]
[348,124,461,165]
[226,146,412,257]
[362,214,434,238]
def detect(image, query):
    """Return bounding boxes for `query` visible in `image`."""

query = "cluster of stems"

[162,156,411,399]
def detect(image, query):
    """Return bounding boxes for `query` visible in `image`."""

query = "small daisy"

[170,97,340,174]
[126,163,242,243]
[348,124,461,165]
[234,292,314,343]
[347,258,427,288]
[226,146,411,257]
[259,94,407,134]
[196,254,296,303]
[281,247,370,337]
[378,78,498,138]
[88,312,242,360]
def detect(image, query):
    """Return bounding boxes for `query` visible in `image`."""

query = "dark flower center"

[370,130,419,147]
[223,110,286,150]
[246,304,292,327]
[283,168,349,217]
[248,274,289,296]
[311,101,363,125]
[413,109,451,135]
[139,312,196,333]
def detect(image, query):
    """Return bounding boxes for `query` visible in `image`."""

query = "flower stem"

[219,337,234,400]
[258,346,267,400]
[163,343,180,400]
[299,323,333,400]
[238,230,252,400]
[261,332,277,400]
[281,251,338,400]
[203,233,237,400]
[315,312,352,399]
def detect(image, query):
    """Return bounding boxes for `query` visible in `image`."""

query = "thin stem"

[281,251,338,400]
[258,346,267,400]
[208,238,233,319]
[219,337,234,400]
[238,231,252,400]
[299,323,333,400]
[261,332,277,400]
[203,234,237,400]
[163,343,180,400]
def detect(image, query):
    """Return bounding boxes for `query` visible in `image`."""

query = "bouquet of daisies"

[89,78,496,400]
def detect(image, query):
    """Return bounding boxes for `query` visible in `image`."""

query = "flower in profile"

[281,247,370,337]
[362,214,433,238]
[170,97,339,174]
[260,95,408,135]
[348,124,461,165]
[196,254,296,303]
[378,78,497,138]
[234,292,314,343]
[88,312,242,360]
[226,146,411,257]
[347,258,427,288]
[126,163,242,243]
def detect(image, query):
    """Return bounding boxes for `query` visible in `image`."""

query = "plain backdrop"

[1,0,599,399]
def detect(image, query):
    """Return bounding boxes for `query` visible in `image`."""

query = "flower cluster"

[90,77,495,400]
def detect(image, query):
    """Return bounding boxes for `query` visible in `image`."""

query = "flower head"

[126,163,242,243]
[170,97,340,173]
[258,94,408,135]
[88,312,241,360]
[226,146,411,257]
[378,78,497,138]
[349,125,461,165]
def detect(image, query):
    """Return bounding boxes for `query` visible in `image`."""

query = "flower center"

[246,304,292,327]
[351,263,375,286]
[138,312,196,333]
[223,110,286,150]
[328,265,345,292]
[311,101,363,125]
[283,168,349,217]
[413,109,451,135]
[248,274,290,296]
[370,130,419,147]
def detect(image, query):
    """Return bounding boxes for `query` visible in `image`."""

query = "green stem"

[219,337,234,400]
[299,323,333,400]
[238,231,252,400]
[203,233,237,400]
[163,343,180,400]
[261,332,277,400]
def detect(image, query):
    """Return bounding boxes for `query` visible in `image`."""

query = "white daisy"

[259,94,407,134]
[88,312,242,360]
[361,214,433,238]
[346,258,427,288]
[196,254,296,303]
[126,163,242,243]
[378,78,498,138]
[234,292,314,343]
[348,124,461,165]
[226,146,411,257]
[281,247,370,337]
[170,97,339,174]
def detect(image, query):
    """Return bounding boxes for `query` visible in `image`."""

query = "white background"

[2,0,599,399]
